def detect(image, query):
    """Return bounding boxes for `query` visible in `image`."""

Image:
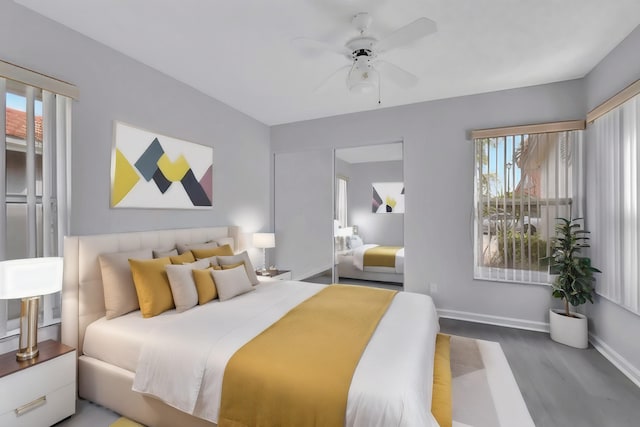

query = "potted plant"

[545,217,600,349]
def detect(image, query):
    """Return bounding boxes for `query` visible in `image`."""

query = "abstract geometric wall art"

[111,122,213,209]
[372,182,404,213]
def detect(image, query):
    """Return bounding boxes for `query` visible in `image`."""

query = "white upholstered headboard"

[61,226,240,352]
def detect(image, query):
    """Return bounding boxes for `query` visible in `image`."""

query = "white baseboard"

[589,332,640,388]
[438,309,550,333]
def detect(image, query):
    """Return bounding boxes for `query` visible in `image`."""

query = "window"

[587,89,640,313]
[335,175,348,228]
[1,61,74,338]
[472,122,585,284]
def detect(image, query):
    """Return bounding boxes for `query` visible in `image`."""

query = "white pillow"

[211,265,254,301]
[217,251,259,285]
[349,235,364,249]
[165,259,210,312]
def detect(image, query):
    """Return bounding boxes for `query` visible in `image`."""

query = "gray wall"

[347,160,403,246]
[274,150,334,279]
[583,25,640,383]
[272,79,586,329]
[0,0,271,238]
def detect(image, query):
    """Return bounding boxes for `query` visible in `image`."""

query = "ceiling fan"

[293,12,437,94]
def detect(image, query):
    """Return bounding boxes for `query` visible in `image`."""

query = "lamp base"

[16,296,40,361]
[16,347,39,361]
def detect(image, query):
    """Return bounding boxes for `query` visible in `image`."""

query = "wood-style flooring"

[440,318,640,427]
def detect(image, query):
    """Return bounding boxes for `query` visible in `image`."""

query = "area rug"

[109,417,144,427]
[450,335,535,427]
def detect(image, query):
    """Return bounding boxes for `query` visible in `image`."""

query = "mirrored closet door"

[334,142,404,287]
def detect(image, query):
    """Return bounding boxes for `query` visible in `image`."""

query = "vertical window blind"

[0,61,74,338]
[473,123,585,284]
[587,92,640,313]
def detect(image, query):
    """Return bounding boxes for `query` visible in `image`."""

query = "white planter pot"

[549,309,588,349]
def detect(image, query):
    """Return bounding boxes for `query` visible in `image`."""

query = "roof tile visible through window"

[5,107,43,142]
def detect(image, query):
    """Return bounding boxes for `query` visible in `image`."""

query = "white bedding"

[84,281,439,427]
[352,244,405,274]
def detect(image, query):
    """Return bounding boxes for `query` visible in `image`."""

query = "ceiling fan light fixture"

[347,56,378,93]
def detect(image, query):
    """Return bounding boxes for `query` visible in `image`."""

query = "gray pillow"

[211,265,254,301]
[99,248,153,319]
[214,237,235,252]
[153,248,178,258]
[166,259,210,312]
[176,241,218,255]
[217,251,259,285]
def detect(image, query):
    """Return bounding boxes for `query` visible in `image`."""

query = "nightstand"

[256,269,292,281]
[0,340,76,427]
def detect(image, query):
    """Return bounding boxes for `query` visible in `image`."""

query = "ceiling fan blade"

[291,37,351,59]
[375,17,437,53]
[376,60,418,88]
[314,65,351,93]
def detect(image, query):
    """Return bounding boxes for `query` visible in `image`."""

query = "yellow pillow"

[191,244,234,259]
[432,333,452,427]
[128,257,174,318]
[170,251,195,264]
[193,266,221,304]
[221,261,244,270]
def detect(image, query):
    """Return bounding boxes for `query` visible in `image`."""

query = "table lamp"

[253,233,275,273]
[0,257,64,361]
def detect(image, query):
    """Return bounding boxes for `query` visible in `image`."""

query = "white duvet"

[353,244,405,274]
[116,281,437,426]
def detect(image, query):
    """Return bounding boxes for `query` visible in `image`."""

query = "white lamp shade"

[253,233,275,249]
[0,257,63,299]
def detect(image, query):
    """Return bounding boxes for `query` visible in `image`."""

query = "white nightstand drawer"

[0,351,75,414]
[0,382,75,427]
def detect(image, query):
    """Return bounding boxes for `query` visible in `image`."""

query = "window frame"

[472,121,585,285]
[0,63,74,339]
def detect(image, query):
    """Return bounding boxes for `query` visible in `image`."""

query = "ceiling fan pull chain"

[378,73,382,105]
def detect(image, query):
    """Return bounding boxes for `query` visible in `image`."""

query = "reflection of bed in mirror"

[337,236,404,284]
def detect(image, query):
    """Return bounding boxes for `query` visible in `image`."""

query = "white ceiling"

[336,142,402,164]
[14,0,640,126]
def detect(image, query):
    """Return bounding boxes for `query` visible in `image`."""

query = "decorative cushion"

[175,241,218,255]
[349,235,364,249]
[215,237,235,252]
[153,248,178,258]
[217,251,259,285]
[165,259,210,312]
[99,248,153,320]
[221,261,244,270]
[128,257,174,318]
[170,251,195,264]
[191,244,234,259]
[211,265,254,301]
[193,265,222,304]
[198,256,221,267]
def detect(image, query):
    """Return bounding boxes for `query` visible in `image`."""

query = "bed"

[61,226,439,427]
[337,236,404,284]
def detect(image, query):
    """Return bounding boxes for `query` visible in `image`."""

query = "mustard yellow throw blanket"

[218,285,398,427]
[363,246,402,268]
